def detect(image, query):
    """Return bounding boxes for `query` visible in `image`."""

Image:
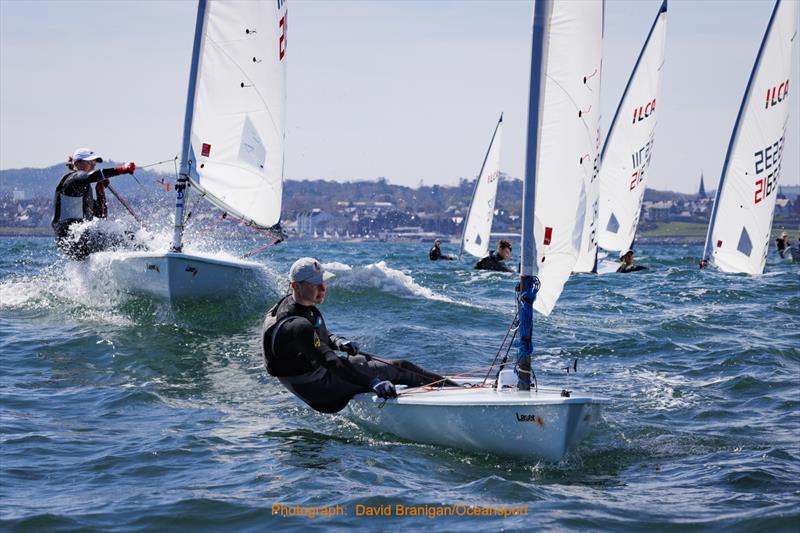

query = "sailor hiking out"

[475,239,514,272]
[51,147,136,260]
[616,249,647,273]
[262,257,457,413]
[429,239,455,261]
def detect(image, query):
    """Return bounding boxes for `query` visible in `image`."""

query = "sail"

[597,1,668,254]
[186,0,288,228]
[703,0,796,274]
[460,114,504,260]
[524,0,604,315]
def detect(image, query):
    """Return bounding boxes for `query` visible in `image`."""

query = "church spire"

[698,171,707,199]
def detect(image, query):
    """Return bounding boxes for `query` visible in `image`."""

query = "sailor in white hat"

[261,257,457,413]
[51,147,137,259]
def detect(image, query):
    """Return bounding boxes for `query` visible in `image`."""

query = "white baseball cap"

[289,257,335,284]
[72,147,103,162]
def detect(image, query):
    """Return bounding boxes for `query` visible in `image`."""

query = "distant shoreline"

[1,223,795,246]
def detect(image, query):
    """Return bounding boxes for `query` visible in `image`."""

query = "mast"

[702,0,784,267]
[516,0,552,390]
[459,113,503,261]
[171,0,208,252]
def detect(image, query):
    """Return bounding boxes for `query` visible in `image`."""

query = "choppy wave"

[327,260,469,305]
[1,238,799,531]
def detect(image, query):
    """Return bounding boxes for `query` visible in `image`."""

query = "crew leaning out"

[262,257,458,414]
[475,239,513,272]
[617,249,647,273]
[429,239,455,261]
[52,148,136,260]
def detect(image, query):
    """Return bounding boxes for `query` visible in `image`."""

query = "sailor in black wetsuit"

[262,257,456,413]
[616,249,647,273]
[52,148,136,260]
[475,239,513,272]
[429,239,455,261]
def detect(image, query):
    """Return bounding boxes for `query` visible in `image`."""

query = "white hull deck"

[89,250,265,301]
[347,381,607,462]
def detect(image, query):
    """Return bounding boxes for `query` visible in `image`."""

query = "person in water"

[617,249,647,273]
[475,239,513,272]
[429,239,455,261]
[262,257,457,413]
[52,148,136,260]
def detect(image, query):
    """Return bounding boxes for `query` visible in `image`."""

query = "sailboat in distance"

[459,114,504,261]
[597,0,668,257]
[92,0,288,300]
[702,0,796,274]
[346,0,607,463]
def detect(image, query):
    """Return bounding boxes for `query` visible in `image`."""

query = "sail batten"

[703,0,796,274]
[597,1,668,256]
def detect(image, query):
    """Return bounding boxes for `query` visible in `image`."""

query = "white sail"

[525,0,604,315]
[187,0,288,228]
[703,0,796,274]
[571,0,607,274]
[597,1,668,254]
[460,114,504,260]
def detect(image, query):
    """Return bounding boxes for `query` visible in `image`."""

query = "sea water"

[1,236,798,531]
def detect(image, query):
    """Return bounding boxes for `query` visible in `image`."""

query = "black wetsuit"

[776,237,788,258]
[616,263,647,273]
[475,250,512,272]
[52,168,127,260]
[262,295,451,413]
[429,245,453,261]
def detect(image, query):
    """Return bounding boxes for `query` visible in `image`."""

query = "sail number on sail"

[629,136,655,191]
[753,134,785,204]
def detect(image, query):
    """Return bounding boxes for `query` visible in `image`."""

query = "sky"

[1,0,798,194]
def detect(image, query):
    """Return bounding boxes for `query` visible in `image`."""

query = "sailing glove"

[339,339,360,355]
[115,162,136,175]
[370,379,397,399]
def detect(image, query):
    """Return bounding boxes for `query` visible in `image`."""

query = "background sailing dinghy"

[597,1,668,263]
[701,0,796,275]
[347,0,607,463]
[459,114,504,262]
[91,0,288,301]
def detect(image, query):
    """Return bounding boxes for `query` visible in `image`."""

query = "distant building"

[12,188,25,202]
[296,209,335,237]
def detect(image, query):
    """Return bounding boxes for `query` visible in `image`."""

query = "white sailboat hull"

[89,251,265,301]
[347,382,606,462]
